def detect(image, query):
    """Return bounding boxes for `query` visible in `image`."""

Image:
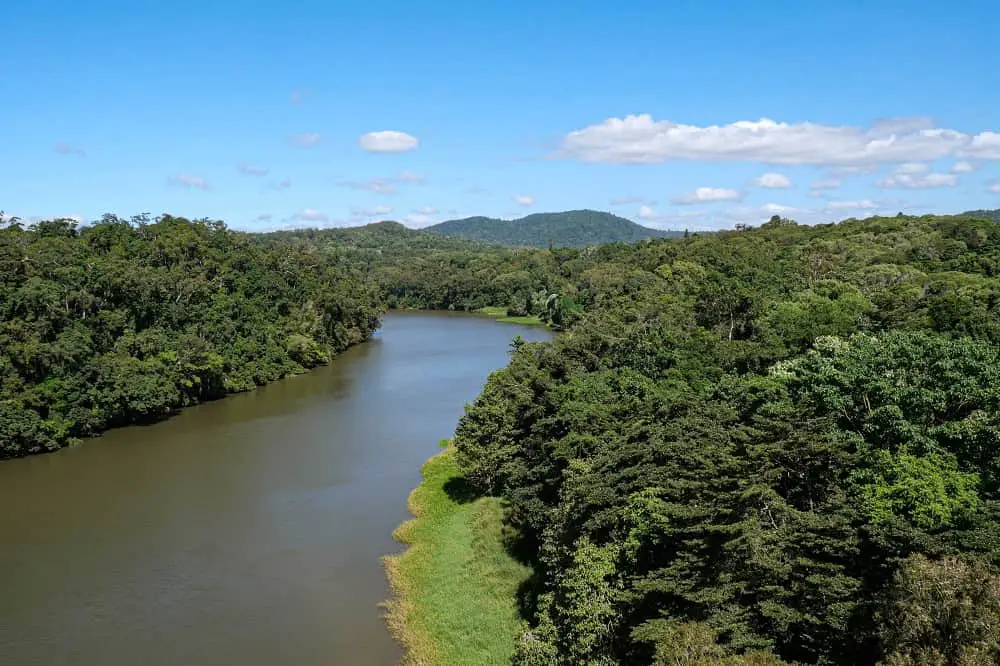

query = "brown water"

[0,311,550,666]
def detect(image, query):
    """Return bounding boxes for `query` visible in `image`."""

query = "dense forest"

[424,209,683,247]
[449,213,1000,665]
[0,213,380,458]
[962,208,1000,223]
[5,207,1000,664]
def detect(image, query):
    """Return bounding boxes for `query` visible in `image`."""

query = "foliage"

[450,213,1000,665]
[426,210,684,248]
[0,214,380,458]
[384,446,533,665]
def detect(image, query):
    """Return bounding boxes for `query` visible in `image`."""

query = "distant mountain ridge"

[425,209,682,247]
[962,208,1000,222]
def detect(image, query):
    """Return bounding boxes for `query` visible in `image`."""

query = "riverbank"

[383,443,530,665]
[474,306,545,327]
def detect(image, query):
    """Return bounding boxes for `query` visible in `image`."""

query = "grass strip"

[383,444,530,665]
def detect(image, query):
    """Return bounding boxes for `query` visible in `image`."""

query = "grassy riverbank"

[474,306,544,327]
[383,443,530,665]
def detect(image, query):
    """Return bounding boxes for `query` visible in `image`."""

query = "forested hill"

[962,208,1000,222]
[0,214,381,459]
[424,209,682,247]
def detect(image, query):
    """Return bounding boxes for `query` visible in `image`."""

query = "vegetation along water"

[4,209,1000,665]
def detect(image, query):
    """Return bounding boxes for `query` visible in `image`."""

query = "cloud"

[269,178,291,191]
[287,132,322,147]
[754,172,792,189]
[808,178,842,196]
[989,182,1000,194]
[54,142,86,157]
[761,203,799,215]
[415,206,438,215]
[964,132,1000,159]
[405,213,438,228]
[637,204,657,219]
[337,171,425,194]
[291,208,328,222]
[238,163,269,176]
[951,160,975,174]
[825,199,879,211]
[339,178,397,194]
[167,174,209,190]
[671,187,743,205]
[255,214,274,223]
[464,186,491,196]
[359,130,418,153]
[878,170,958,189]
[894,162,929,175]
[611,194,652,206]
[396,170,426,184]
[557,114,998,166]
[513,194,535,206]
[351,204,393,218]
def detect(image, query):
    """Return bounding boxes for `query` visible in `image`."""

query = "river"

[0,312,551,666]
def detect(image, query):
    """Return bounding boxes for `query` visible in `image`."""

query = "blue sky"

[3,0,999,231]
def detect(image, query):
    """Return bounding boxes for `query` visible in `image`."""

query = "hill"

[425,209,682,247]
[962,208,1000,222]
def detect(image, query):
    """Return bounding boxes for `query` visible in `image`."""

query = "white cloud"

[671,187,743,205]
[238,163,269,176]
[337,171,425,193]
[396,170,426,183]
[371,204,393,215]
[415,206,438,215]
[291,208,328,222]
[964,132,1000,159]
[894,162,929,175]
[761,203,799,215]
[167,174,208,190]
[269,178,291,191]
[808,178,842,196]
[754,172,792,189]
[558,114,997,166]
[637,204,657,219]
[513,194,535,206]
[54,142,86,158]
[879,171,958,189]
[287,132,322,147]
[359,130,419,153]
[951,160,975,173]
[825,199,879,211]
[406,213,437,227]
[989,182,1000,194]
[339,178,397,194]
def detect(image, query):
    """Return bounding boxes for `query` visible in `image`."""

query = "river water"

[0,312,550,666]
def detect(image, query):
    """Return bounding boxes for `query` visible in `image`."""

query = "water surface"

[0,311,550,666]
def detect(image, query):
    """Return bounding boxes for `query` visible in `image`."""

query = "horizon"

[4,1,999,232]
[6,205,988,237]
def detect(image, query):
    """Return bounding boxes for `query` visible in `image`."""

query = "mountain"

[424,209,682,247]
[962,208,1000,222]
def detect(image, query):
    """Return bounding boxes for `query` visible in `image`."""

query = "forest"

[4,208,1000,664]
[449,212,1000,665]
[0,213,380,458]
[422,209,683,247]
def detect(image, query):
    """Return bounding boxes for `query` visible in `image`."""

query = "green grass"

[383,446,531,665]
[475,306,545,327]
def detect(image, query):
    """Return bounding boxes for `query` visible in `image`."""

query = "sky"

[3,0,999,232]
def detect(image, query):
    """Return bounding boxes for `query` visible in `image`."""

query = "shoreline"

[382,443,529,665]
